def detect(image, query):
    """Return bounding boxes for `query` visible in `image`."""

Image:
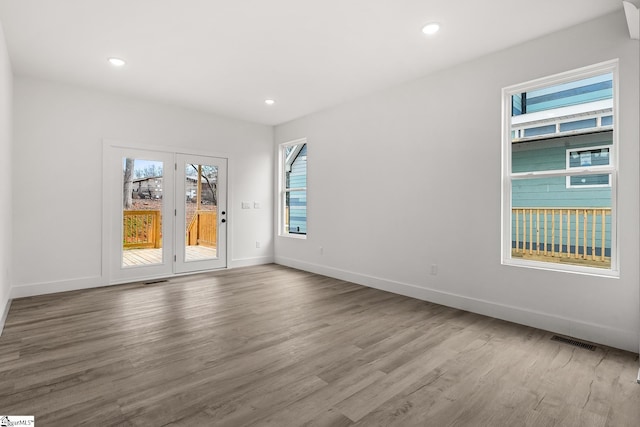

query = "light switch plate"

[242,202,251,209]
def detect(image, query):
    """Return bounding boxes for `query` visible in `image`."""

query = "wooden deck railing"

[187,210,217,248]
[512,207,611,266]
[123,210,161,249]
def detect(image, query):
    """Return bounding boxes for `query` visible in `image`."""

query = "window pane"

[184,163,218,262]
[568,147,609,168]
[559,118,597,132]
[511,177,611,269]
[523,124,556,138]
[285,143,307,190]
[511,71,613,172]
[286,190,307,235]
[569,175,610,186]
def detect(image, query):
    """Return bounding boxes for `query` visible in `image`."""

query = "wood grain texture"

[0,264,638,426]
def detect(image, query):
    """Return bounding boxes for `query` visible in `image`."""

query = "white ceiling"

[0,0,626,125]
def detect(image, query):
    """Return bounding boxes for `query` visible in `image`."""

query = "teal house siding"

[512,73,612,115]
[511,132,612,256]
[512,132,612,209]
[287,144,307,234]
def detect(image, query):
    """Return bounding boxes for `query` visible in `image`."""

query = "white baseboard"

[10,275,105,299]
[230,256,274,268]
[275,256,638,353]
[0,296,10,336]
[8,256,275,298]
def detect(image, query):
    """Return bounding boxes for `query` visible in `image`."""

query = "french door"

[106,146,227,284]
[175,154,227,273]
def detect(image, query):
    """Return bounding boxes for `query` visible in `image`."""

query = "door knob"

[221,219,226,223]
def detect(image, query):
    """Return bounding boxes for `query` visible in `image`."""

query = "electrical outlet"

[319,246,324,255]
[256,241,261,248]
[430,264,438,275]
[242,202,251,209]
[254,201,261,209]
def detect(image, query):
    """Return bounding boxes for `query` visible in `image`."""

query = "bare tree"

[123,158,134,209]
[135,164,163,178]
[189,164,217,205]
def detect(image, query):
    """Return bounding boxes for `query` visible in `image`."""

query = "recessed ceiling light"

[422,23,440,35]
[265,99,275,105]
[108,57,126,67]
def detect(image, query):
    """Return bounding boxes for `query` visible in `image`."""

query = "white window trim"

[278,138,307,239]
[501,59,619,277]
[565,145,612,189]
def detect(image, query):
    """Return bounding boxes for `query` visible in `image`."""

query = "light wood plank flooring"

[0,264,638,426]
[122,245,217,266]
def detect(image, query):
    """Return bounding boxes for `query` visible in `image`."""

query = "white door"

[175,154,227,273]
[108,148,175,284]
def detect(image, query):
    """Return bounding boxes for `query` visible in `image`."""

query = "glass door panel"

[176,154,227,272]
[184,163,218,262]
[122,158,165,267]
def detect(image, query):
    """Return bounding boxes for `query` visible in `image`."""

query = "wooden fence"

[512,208,611,266]
[123,210,161,249]
[187,210,217,248]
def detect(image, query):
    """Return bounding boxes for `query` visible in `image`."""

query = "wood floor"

[122,245,217,266]
[0,264,638,426]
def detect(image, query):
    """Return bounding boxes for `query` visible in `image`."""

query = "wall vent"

[551,335,596,351]
[143,279,169,285]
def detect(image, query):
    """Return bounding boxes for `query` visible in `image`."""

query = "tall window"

[502,61,618,275]
[279,139,307,237]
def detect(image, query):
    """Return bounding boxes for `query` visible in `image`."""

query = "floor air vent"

[551,335,597,351]
[143,279,169,285]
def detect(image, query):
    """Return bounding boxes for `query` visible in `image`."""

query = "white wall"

[0,20,12,330]
[12,77,274,296]
[275,11,640,352]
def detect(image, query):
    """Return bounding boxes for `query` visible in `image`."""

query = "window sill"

[502,257,619,279]
[279,233,307,240]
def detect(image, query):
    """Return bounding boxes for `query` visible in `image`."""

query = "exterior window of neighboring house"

[279,139,307,237]
[566,146,611,188]
[502,60,618,275]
